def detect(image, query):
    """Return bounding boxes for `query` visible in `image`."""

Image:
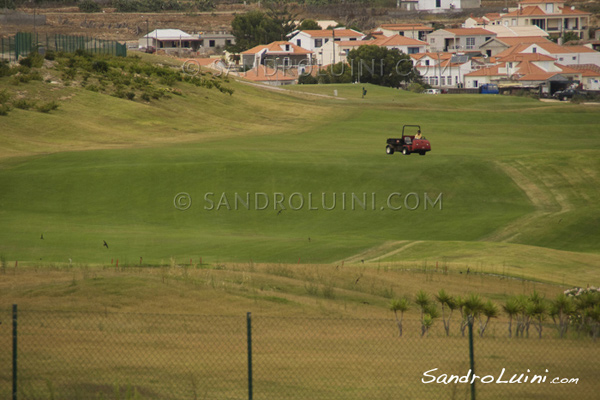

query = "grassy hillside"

[0,57,599,290]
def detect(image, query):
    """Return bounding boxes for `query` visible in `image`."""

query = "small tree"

[415,290,438,337]
[462,293,484,333]
[298,19,321,30]
[550,293,574,338]
[435,289,456,336]
[502,297,521,338]
[390,297,410,337]
[478,300,499,337]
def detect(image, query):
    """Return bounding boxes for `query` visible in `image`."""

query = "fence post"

[246,312,253,400]
[12,304,18,400]
[468,317,475,400]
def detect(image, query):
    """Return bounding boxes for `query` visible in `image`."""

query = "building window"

[408,47,419,54]
[349,38,356,41]
[572,56,576,60]
[297,39,301,46]
[436,0,441,8]
[448,76,452,85]
[441,76,445,86]
[430,38,435,43]
[466,37,475,49]
[315,39,323,47]
[209,40,216,47]
[226,40,232,46]
[473,80,478,88]
[285,44,290,51]
[425,60,430,66]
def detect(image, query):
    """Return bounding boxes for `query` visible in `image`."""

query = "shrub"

[140,92,151,102]
[407,82,425,93]
[12,99,37,110]
[36,101,60,113]
[0,104,10,116]
[19,52,44,68]
[78,0,102,13]
[0,89,11,104]
[0,61,12,77]
[125,91,136,100]
[91,60,109,73]
[44,50,56,61]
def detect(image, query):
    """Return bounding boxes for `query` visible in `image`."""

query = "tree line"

[390,287,600,339]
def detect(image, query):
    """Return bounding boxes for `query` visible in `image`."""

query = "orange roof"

[495,36,552,46]
[504,6,546,17]
[495,41,597,59]
[336,40,377,47]
[378,24,433,31]
[504,5,590,17]
[242,41,312,55]
[376,35,427,47]
[519,0,562,3]
[465,65,503,77]
[484,13,502,21]
[299,29,364,38]
[499,52,557,62]
[240,66,298,82]
[440,28,495,36]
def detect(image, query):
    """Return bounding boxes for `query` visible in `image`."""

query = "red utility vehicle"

[386,125,431,156]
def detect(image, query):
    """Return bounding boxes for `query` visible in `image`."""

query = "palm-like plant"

[415,290,438,337]
[479,300,499,337]
[435,289,456,336]
[550,293,574,338]
[390,297,410,337]
[502,297,521,338]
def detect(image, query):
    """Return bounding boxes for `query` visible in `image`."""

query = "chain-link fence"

[0,32,127,62]
[1,306,598,399]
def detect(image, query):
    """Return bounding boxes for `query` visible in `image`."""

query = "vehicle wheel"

[402,147,410,155]
[386,146,394,155]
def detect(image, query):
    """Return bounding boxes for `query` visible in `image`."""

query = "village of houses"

[138,0,600,96]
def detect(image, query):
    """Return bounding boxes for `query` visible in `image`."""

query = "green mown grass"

[0,70,599,284]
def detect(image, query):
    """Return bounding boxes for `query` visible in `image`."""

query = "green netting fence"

[0,32,127,62]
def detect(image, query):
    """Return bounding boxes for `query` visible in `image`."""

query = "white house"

[412,52,480,88]
[139,29,202,51]
[464,52,582,94]
[499,0,591,40]
[374,24,434,41]
[288,29,366,53]
[499,41,600,67]
[316,35,429,65]
[240,41,313,69]
[416,0,481,13]
[426,28,496,53]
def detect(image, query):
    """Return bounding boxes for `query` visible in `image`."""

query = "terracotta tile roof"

[495,36,553,46]
[519,0,561,3]
[465,65,503,77]
[499,52,558,62]
[336,40,377,47]
[379,24,434,31]
[568,64,600,76]
[300,29,364,38]
[440,28,495,36]
[503,6,546,17]
[376,35,427,46]
[504,5,590,17]
[242,41,312,55]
